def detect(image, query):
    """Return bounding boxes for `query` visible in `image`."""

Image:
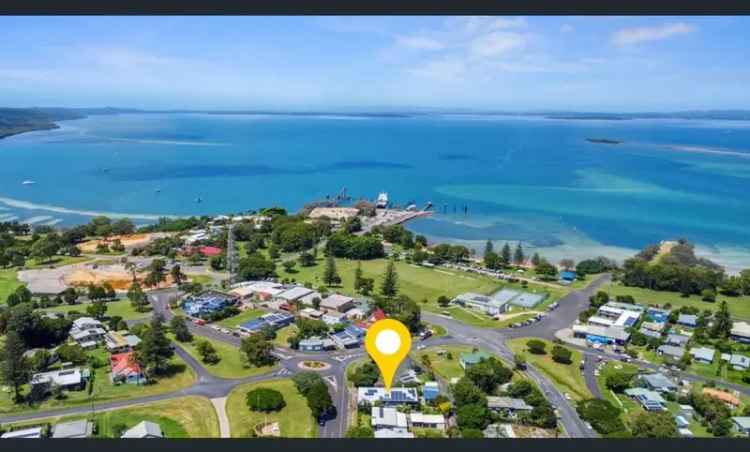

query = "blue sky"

[1,16,748,111]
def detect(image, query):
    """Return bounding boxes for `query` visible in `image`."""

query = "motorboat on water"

[376,192,389,209]
[22,180,36,185]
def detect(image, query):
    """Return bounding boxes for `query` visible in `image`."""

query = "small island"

[0,108,84,140]
[585,138,623,145]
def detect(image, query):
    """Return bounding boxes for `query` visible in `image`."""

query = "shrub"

[576,399,627,435]
[246,387,286,412]
[551,345,573,364]
[526,339,546,355]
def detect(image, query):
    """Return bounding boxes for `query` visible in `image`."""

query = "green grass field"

[3,396,219,438]
[169,334,276,379]
[25,255,93,269]
[226,379,317,438]
[604,282,750,321]
[0,268,23,304]
[272,325,298,348]
[0,349,196,415]
[186,274,214,285]
[277,257,566,319]
[412,345,477,381]
[508,338,591,401]
[215,308,266,329]
[41,299,152,321]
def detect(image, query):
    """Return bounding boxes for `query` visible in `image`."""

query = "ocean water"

[1,113,749,271]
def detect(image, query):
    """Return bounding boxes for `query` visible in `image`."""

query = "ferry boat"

[376,192,389,209]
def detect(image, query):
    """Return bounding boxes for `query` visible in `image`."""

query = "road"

[8,271,746,439]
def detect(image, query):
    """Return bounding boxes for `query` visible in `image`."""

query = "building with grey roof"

[733,417,750,436]
[487,396,533,417]
[625,388,667,411]
[640,373,678,393]
[677,314,698,327]
[657,345,686,360]
[690,347,716,364]
[121,421,164,438]
[731,321,750,343]
[665,333,689,347]
[453,292,509,316]
[52,420,93,438]
[1,427,43,439]
[729,354,750,371]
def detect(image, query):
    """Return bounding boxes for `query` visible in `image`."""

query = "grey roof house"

[657,345,686,360]
[121,421,164,438]
[640,373,678,393]
[52,420,93,438]
[690,347,716,364]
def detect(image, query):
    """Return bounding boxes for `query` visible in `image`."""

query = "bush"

[246,388,286,412]
[551,345,573,364]
[526,339,546,355]
[605,372,634,393]
[576,399,627,435]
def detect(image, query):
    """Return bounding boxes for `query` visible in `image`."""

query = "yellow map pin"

[365,319,412,391]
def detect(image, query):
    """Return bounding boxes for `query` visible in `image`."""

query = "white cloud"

[560,24,574,33]
[396,35,444,50]
[449,16,527,35]
[407,57,466,81]
[469,31,526,58]
[611,22,696,46]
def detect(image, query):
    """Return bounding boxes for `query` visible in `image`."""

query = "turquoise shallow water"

[1,113,749,269]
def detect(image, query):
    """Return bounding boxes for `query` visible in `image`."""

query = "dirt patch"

[512,425,558,438]
[64,265,176,290]
[78,233,163,253]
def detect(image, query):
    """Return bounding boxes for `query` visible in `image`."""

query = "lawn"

[186,274,214,285]
[226,378,317,438]
[4,396,220,438]
[0,268,23,304]
[508,338,592,401]
[25,255,93,269]
[272,325,298,348]
[41,299,152,321]
[442,306,538,329]
[169,334,276,379]
[0,349,196,415]
[277,257,566,318]
[412,345,478,381]
[215,308,266,329]
[603,282,750,321]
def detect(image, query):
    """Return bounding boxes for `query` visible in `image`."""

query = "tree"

[102,282,116,299]
[30,234,60,263]
[576,399,627,435]
[466,357,513,393]
[282,260,297,273]
[483,251,498,270]
[240,335,276,367]
[437,295,451,307]
[513,242,525,266]
[322,255,341,286]
[0,331,29,402]
[353,262,364,292]
[605,372,634,393]
[551,345,573,364]
[143,258,167,288]
[268,243,280,259]
[380,259,398,297]
[631,411,678,438]
[535,259,558,280]
[452,377,486,407]
[526,339,546,355]
[196,339,220,364]
[484,240,494,258]
[531,253,541,267]
[298,252,315,267]
[358,277,374,296]
[127,282,149,313]
[237,252,276,281]
[170,264,186,286]
[86,300,108,320]
[456,403,490,430]
[513,353,527,370]
[349,361,380,387]
[305,380,334,418]
[135,315,174,381]
[500,243,512,267]
[170,316,193,342]
[701,288,716,302]
[709,300,732,339]
[246,387,286,412]
[60,288,78,305]
[292,371,324,395]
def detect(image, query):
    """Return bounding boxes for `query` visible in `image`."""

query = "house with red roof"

[110,352,144,385]
[199,246,223,257]
[357,308,386,329]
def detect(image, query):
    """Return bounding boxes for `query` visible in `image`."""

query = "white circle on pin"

[375,329,401,355]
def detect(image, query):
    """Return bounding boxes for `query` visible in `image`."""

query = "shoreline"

[0,123,60,140]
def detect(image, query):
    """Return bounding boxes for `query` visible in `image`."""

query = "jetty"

[357,208,432,235]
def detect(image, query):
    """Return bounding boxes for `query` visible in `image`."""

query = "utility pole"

[226,220,236,284]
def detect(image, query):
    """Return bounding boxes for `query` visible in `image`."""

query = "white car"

[564,392,571,400]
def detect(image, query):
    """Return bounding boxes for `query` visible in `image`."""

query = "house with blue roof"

[423,381,440,402]
[559,270,577,282]
[239,312,294,334]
